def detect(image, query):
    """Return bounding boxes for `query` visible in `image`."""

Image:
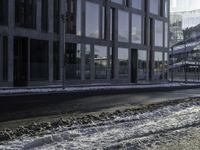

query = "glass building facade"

[0,0,169,87]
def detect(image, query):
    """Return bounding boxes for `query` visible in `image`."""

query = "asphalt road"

[0,87,200,122]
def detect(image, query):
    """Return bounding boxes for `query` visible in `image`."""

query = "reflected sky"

[171,0,200,12]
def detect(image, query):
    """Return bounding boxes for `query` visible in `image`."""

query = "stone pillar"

[49,40,53,82]
[48,0,54,82]
[36,0,42,31]
[59,0,66,82]
[0,35,3,81]
[8,0,14,84]
[48,0,54,33]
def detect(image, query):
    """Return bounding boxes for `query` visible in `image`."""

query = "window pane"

[150,0,159,15]
[111,0,123,4]
[165,22,168,47]
[154,51,163,80]
[65,43,81,80]
[66,0,81,35]
[118,10,129,42]
[94,46,108,79]
[138,50,147,80]
[15,0,36,28]
[155,20,163,47]
[30,39,49,81]
[118,48,129,79]
[132,0,142,10]
[86,1,99,38]
[0,0,8,25]
[85,45,91,79]
[132,14,142,44]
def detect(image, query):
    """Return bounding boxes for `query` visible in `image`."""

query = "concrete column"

[48,0,54,33]
[48,0,54,82]
[8,0,14,84]
[81,43,85,81]
[0,35,3,81]
[49,40,53,82]
[8,35,14,83]
[36,0,42,31]
[91,45,95,80]
[114,9,119,80]
[27,38,31,85]
[59,0,66,81]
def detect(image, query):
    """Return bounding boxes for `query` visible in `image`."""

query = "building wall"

[0,0,169,87]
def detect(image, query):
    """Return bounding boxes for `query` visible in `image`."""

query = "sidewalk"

[0,82,200,96]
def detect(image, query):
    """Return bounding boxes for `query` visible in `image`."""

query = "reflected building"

[0,0,169,87]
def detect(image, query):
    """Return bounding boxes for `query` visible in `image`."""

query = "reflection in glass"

[85,45,91,79]
[165,22,168,47]
[132,0,142,10]
[118,48,129,79]
[94,46,108,79]
[65,43,81,80]
[132,14,142,44]
[111,0,123,4]
[118,10,129,42]
[150,0,159,15]
[138,50,147,80]
[154,51,163,80]
[66,0,81,35]
[86,1,99,38]
[155,20,163,47]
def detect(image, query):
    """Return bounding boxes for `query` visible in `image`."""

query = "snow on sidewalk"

[0,83,200,95]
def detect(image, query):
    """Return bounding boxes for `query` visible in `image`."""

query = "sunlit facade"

[0,0,169,87]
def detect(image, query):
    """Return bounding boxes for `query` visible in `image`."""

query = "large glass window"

[132,0,142,10]
[15,0,36,28]
[155,20,163,47]
[30,39,49,81]
[132,14,142,44]
[66,0,81,35]
[85,45,91,79]
[138,50,147,80]
[94,46,108,79]
[118,10,129,42]
[0,0,8,25]
[118,48,129,79]
[165,22,168,48]
[65,43,81,80]
[149,0,159,15]
[86,1,100,38]
[154,51,163,80]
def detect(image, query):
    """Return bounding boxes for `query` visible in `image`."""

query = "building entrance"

[14,37,28,86]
